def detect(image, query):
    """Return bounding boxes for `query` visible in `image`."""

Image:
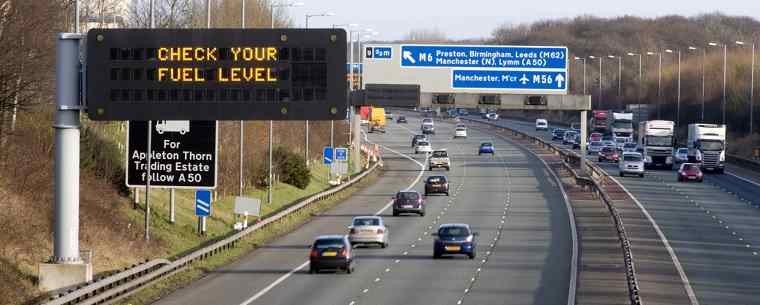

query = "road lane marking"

[607,174,700,305]
[238,130,427,305]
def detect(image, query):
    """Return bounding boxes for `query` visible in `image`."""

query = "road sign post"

[323,147,334,165]
[195,190,212,235]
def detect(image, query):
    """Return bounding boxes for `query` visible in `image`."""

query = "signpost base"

[38,262,92,292]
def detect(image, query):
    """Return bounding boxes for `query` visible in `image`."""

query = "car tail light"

[377,228,384,234]
[309,249,319,258]
[340,248,348,257]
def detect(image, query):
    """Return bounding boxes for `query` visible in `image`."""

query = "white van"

[535,119,548,131]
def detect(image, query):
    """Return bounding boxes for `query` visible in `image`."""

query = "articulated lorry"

[638,120,675,169]
[611,112,634,149]
[687,123,726,173]
[590,110,609,134]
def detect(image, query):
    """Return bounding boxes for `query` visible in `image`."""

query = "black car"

[552,129,566,141]
[411,134,427,147]
[309,235,355,274]
[425,175,449,196]
[396,115,407,123]
[392,191,425,216]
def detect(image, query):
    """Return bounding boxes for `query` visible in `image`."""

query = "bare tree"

[403,28,447,42]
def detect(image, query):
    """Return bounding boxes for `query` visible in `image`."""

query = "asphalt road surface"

[480,116,760,305]
[151,115,575,305]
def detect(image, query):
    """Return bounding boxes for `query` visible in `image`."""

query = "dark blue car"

[432,224,478,259]
[478,142,495,155]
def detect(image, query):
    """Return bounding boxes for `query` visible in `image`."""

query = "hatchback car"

[598,146,619,163]
[396,115,407,123]
[425,175,449,196]
[392,191,425,216]
[589,132,603,143]
[485,112,499,120]
[411,134,427,147]
[348,216,389,248]
[678,163,704,182]
[673,147,688,163]
[309,235,354,274]
[421,124,435,135]
[454,126,467,138]
[432,224,478,259]
[619,152,645,177]
[587,141,603,154]
[415,140,432,154]
[478,142,495,155]
[622,142,638,153]
[552,129,567,141]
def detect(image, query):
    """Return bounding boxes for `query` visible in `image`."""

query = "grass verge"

[114,167,380,305]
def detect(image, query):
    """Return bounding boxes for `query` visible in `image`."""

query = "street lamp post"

[305,11,335,181]
[666,49,682,128]
[709,42,727,124]
[627,52,643,121]
[688,46,706,121]
[736,41,755,134]
[647,51,662,119]
[305,11,333,28]
[608,55,622,108]
[574,57,587,95]
[589,56,603,108]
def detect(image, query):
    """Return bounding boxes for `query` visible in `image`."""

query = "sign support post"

[145,120,152,241]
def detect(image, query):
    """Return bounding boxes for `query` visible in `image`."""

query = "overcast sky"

[287,0,760,41]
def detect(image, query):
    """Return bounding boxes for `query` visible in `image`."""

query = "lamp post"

[666,49,682,128]
[736,41,755,134]
[589,56,603,108]
[574,56,587,95]
[304,11,335,182]
[305,11,334,28]
[627,52,643,120]
[608,55,622,108]
[687,46,706,121]
[709,42,727,124]
[646,51,662,119]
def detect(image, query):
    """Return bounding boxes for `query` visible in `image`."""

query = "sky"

[287,0,760,41]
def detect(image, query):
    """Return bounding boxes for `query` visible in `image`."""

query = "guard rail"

[41,160,380,305]
[462,117,642,305]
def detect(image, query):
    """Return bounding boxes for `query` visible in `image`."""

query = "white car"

[454,127,467,138]
[348,216,389,248]
[619,152,645,177]
[535,119,548,131]
[587,141,604,154]
[415,141,432,154]
[485,113,499,120]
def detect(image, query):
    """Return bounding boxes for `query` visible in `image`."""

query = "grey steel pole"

[329,120,334,181]
[74,0,80,32]
[722,44,727,124]
[349,31,354,90]
[239,0,245,197]
[657,53,662,119]
[144,0,155,241]
[701,49,706,121]
[53,33,83,263]
[268,120,273,204]
[582,58,586,95]
[751,43,755,134]
[169,189,175,223]
[305,121,310,166]
[617,56,622,107]
[598,57,603,108]
[271,3,275,28]
[579,110,588,174]
[677,50,681,128]
[637,54,642,121]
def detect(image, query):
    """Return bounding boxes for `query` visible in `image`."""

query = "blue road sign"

[195,190,211,217]
[335,148,348,161]
[365,46,392,59]
[323,147,333,164]
[452,70,567,91]
[400,45,567,70]
[346,63,363,73]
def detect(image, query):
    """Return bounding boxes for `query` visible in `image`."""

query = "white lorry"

[638,120,674,169]
[611,112,634,146]
[687,123,726,173]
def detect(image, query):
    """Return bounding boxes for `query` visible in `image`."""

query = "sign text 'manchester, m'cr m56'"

[86,29,347,121]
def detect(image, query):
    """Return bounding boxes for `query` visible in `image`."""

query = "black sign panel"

[126,121,217,188]
[86,29,347,121]
[524,95,547,106]
[352,84,420,107]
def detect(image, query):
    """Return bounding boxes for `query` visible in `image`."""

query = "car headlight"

[666,156,673,163]
[465,235,474,243]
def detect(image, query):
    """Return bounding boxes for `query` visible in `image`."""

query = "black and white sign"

[126,120,218,189]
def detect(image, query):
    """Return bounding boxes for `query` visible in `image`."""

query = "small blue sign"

[346,63,363,73]
[195,190,211,217]
[335,148,348,161]
[365,46,392,59]
[323,147,333,165]
[400,45,567,70]
[452,70,567,91]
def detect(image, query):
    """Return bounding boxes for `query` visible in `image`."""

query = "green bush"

[258,147,311,189]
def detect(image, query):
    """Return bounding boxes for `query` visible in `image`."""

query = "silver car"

[348,216,389,248]
[619,152,645,177]
[587,141,604,154]
[673,147,688,163]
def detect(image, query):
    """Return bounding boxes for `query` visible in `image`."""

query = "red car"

[678,163,704,182]
[589,132,603,142]
[598,147,619,163]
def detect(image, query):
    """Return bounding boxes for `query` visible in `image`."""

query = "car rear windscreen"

[314,239,345,249]
[432,151,448,157]
[353,218,380,226]
[428,176,445,183]
[439,226,470,237]
[398,192,419,200]
[623,155,642,161]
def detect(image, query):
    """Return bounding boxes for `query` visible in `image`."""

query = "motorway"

[150,115,575,305]
[475,116,760,305]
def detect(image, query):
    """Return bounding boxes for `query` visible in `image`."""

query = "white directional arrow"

[555,74,565,88]
[403,51,416,64]
[519,74,529,85]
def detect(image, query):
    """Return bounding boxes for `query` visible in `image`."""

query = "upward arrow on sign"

[555,74,565,88]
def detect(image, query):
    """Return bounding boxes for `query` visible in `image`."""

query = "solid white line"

[607,174,700,305]
[726,171,760,188]
[238,129,427,305]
